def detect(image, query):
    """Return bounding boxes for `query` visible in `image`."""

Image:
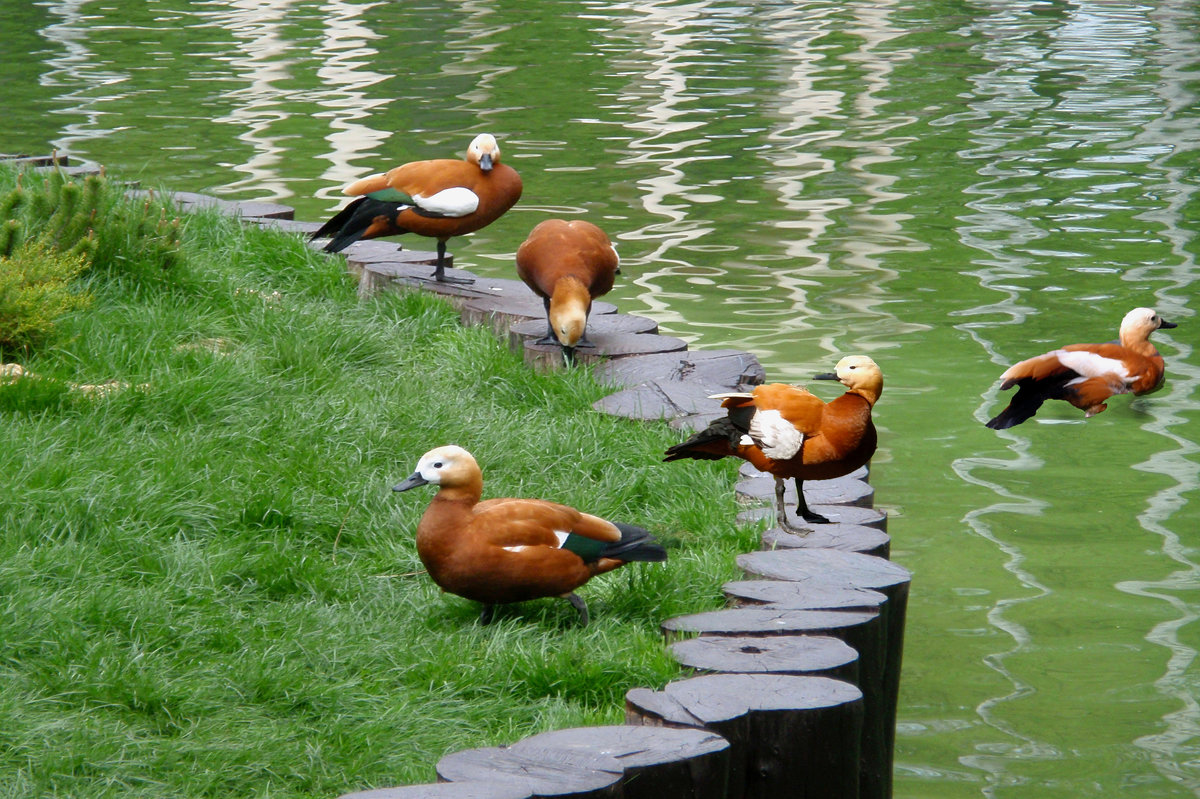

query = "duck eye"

[433,461,443,469]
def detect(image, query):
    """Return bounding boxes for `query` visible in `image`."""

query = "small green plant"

[0,163,182,280]
[0,236,92,352]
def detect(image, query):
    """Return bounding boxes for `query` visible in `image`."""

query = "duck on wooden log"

[392,445,666,625]
[312,133,522,284]
[664,356,883,533]
[515,219,620,359]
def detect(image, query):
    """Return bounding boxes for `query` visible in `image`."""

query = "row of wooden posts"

[5,156,912,799]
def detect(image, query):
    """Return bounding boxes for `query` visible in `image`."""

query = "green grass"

[0,172,758,797]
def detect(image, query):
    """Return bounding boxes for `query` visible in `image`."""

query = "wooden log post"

[670,634,859,683]
[522,330,689,371]
[626,674,863,799]
[436,744,622,798]
[760,523,891,559]
[662,608,887,799]
[512,725,731,799]
[338,783,533,799]
[507,312,660,352]
[723,580,888,613]
[435,724,729,799]
[738,502,888,532]
[737,549,911,799]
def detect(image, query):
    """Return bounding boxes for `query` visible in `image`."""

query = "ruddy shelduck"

[986,307,1177,429]
[393,445,666,625]
[312,133,523,283]
[515,219,620,353]
[664,355,883,533]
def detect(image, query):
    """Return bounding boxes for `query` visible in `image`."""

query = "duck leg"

[431,240,474,285]
[534,297,559,345]
[792,477,831,525]
[773,477,829,533]
[479,603,497,625]
[564,592,589,626]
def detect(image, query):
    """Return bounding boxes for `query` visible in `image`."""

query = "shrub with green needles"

[0,168,756,797]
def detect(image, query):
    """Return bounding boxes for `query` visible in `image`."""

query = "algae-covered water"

[5,2,1200,796]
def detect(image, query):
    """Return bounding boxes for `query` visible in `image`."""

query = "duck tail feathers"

[607,522,667,562]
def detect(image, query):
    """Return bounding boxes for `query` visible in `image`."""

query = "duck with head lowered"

[515,218,620,356]
[392,445,666,625]
[986,307,1177,429]
[312,133,522,284]
[664,355,883,534]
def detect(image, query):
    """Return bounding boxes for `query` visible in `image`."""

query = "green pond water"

[5,1,1200,796]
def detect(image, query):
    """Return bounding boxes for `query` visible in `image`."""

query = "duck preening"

[515,219,620,354]
[392,445,666,625]
[312,133,522,283]
[664,355,883,534]
[986,307,1177,429]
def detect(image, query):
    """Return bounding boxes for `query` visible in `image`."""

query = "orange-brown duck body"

[312,133,522,283]
[986,307,1177,429]
[664,355,883,533]
[393,445,665,624]
[515,219,620,352]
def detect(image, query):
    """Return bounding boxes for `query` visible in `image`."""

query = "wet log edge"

[4,172,906,799]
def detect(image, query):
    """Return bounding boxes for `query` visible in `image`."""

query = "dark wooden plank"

[627,674,862,799]
[513,725,730,799]
[670,634,858,681]
[338,783,532,799]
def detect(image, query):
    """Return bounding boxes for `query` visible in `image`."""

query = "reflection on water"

[6,0,1200,795]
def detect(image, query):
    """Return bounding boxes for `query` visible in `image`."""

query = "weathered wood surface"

[127,189,295,220]
[523,331,689,370]
[513,725,731,799]
[670,634,859,681]
[737,549,910,799]
[592,349,765,423]
[736,467,875,510]
[626,674,863,799]
[508,312,659,351]
[338,783,533,799]
[761,522,891,559]
[738,502,888,532]
[594,349,765,392]
[723,579,888,612]
[461,294,618,339]
[250,217,326,236]
[661,607,887,799]
[436,745,622,798]
[1,152,103,176]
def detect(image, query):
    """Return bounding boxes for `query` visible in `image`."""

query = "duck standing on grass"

[515,218,620,356]
[392,445,666,625]
[986,307,1177,429]
[664,355,883,534]
[311,133,522,284]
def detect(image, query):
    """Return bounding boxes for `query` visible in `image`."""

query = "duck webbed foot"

[564,592,589,626]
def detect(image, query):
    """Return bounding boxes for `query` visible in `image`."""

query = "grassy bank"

[0,170,756,798]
